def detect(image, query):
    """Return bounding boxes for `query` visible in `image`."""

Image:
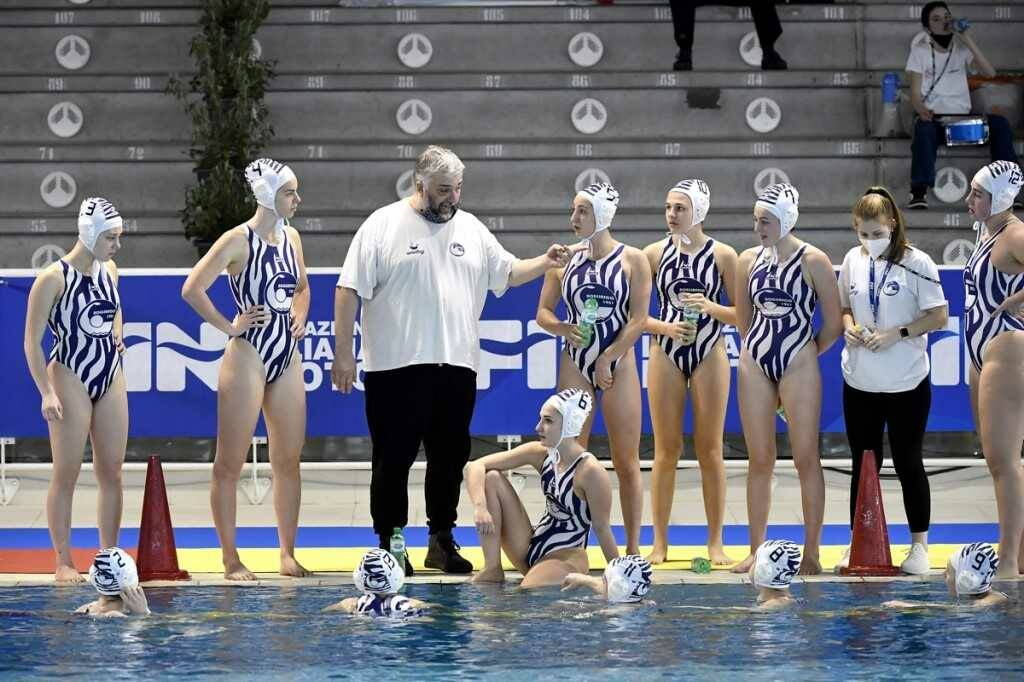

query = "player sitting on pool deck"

[884,543,1010,610]
[74,547,150,617]
[324,549,427,617]
[561,555,654,604]
[749,540,802,610]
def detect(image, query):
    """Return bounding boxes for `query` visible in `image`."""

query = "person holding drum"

[906,2,1019,210]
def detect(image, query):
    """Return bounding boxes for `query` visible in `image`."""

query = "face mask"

[860,235,891,260]
[931,32,953,49]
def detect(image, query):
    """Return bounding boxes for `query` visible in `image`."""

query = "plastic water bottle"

[578,296,599,346]
[389,527,406,571]
[692,557,712,574]
[881,72,899,105]
[682,304,700,345]
[955,17,970,32]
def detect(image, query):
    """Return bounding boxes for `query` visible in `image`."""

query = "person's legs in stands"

[909,119,941,209]
[752,1,787,70]
[669,0,696,70]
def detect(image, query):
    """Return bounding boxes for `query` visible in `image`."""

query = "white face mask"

[860,235,890,260]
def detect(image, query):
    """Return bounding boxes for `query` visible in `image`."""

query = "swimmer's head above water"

[604,555,653,603]
[750,540,801,604]
[353,548,405,596]
[946,542,998,598]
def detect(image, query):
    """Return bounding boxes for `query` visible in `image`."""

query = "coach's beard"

[421,197,460,224]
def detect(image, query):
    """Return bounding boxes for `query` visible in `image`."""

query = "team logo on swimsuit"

[78,299,117,338]
[963,277,977,309]
[882,281,900,296]
[667,277,706,312]
[572,283,616,322]
[752,287,795,318]
[449,242,465,257]
[264,271,297,313]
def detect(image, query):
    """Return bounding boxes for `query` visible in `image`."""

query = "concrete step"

[7,19,1022,75]
[3,155,996,217]
[3,88,867,144]
[9,138,1006,162]
[0,213,982,270]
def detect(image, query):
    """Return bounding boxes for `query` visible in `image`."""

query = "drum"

[942,116,989,146]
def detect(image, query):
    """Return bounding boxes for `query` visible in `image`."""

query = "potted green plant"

[167,0,276,257]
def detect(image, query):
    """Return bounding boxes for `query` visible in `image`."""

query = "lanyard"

[867,257,894,327]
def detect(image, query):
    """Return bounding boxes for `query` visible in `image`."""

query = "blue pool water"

[2,581,1022,680]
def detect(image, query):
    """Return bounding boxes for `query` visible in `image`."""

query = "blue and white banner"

[0,267,971,438]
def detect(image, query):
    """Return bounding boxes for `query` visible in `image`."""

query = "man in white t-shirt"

[905,2,1019,210]
[332,146,582,575]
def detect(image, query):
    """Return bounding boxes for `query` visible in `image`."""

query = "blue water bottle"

[881,72,899,105]
[955,18,970,32]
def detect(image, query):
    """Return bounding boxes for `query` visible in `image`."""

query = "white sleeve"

[905,44,925,74]
[336,218,378,300]
[838,252,852,308]
[912,253,947,311]
[479,223,516,297]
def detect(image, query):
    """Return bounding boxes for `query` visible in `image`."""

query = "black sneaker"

[673,49,692,72]
[378,534,414,577]
[424,531,473,574]
[761,50,788,71]
[907,191,928,210]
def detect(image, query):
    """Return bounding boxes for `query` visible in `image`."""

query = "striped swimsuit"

[964,223,1024,372]
[744,245,816,383]
[47,260,121,402]
[526,452,593,567]
[229,226,299,383]
[655,237,724,378]
[561,244,630,388]
[354,593,421,617]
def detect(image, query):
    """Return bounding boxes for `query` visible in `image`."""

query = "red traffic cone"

[840,450,901,576]
[136,456,190,581]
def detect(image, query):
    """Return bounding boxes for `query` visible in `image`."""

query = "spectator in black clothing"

[670,1,788,71]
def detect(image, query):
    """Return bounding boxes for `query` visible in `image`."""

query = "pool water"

[2,581,1022,680]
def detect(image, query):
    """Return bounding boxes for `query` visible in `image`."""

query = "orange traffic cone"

[840,450,901,576]
[136,456,190,581]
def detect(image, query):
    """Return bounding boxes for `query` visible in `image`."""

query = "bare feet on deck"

[730,553,755,574]
[470,567,506,584]
[646,546,668,565]
[55,564,85,584]
[280,555,312,578]
[709,547,736,566]
[224,561,257,581]
[798,555,822,575]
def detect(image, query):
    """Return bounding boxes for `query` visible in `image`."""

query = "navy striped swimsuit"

[229,226,299,383]
[561,244,630,388]
[744,245,816,383]
[964,223,1024,372]
[47,260,121,402]
[354,594,420,617]
[526,452,593,567]
[655,237,724,378]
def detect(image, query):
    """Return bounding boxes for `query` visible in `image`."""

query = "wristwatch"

[898,326,910,339]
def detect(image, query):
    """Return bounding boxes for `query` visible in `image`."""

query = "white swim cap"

[244,158,296,214]
[972,161,1023,217]
[77,197,123,255]
[576,182,620,256]
[755,183,800,238]
[604,555,653,603]
[753,540,802,589]
[88,547,139,596]
[542,389,593,461]
[353,548,404,595]
[669,179,711,227]
[948,542,998,596]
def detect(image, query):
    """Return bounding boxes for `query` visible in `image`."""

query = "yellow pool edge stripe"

[177,544,975,574]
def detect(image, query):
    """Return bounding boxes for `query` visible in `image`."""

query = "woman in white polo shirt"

[837,187,948,574]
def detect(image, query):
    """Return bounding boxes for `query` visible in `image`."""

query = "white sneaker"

[834,546,850,574]
[900,543,930,575]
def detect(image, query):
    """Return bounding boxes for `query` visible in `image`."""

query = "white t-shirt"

[838,245,947,393]
[905,32,975,115]
[337,200,516,373]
